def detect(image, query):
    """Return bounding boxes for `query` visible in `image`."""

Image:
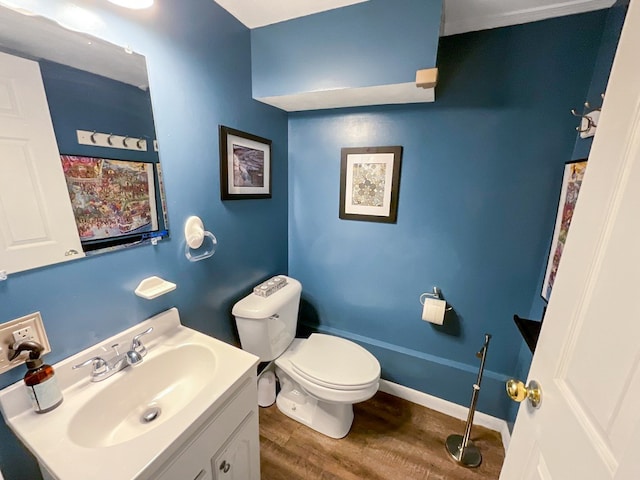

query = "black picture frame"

[219,125,272,200]
[339,146,403,223]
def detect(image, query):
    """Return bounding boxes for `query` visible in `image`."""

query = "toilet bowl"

[275,334,379,438]
[232,276,381,438]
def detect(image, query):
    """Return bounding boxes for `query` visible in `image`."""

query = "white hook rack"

[77,130,148,151]
[184,216,217,262]
[571,92,605,139]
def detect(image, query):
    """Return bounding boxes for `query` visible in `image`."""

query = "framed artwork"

[541,159,588,301]
[339,146,403,223]
[219,125,272,200]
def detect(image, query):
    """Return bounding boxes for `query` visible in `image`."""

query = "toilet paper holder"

[419,287,453,311]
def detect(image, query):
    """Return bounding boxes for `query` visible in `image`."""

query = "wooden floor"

[259,391,505,480]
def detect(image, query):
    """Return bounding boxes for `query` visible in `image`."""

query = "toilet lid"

[290,334,380,390]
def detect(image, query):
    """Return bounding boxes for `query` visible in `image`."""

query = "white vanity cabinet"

[0,309,261,480]
[152,377,260,480]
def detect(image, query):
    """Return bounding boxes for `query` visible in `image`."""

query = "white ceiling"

[214,0,368,30]
[214,0,615,34]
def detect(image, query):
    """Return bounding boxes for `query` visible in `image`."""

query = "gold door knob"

[506,379,542,408]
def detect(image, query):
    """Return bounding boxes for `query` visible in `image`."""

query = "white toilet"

[232,275,380,438]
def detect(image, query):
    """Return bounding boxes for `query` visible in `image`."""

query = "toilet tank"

[232,276,302,361]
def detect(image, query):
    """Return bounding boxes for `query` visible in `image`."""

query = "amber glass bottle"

[24,357,64,413]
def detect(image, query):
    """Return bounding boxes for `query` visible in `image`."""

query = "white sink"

[68,344,214,448]
[0,308,258,480]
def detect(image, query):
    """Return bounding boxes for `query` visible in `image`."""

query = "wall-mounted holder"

[419,287,452,311]
[184,216,217,262]
[134,276,176,299]
[77,130,148,151]
[571,93,604,139]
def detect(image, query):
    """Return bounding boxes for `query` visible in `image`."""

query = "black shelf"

[513,314,543,353]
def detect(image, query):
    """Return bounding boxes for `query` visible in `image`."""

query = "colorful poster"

[60,155,158,241]
[541,160,588,301]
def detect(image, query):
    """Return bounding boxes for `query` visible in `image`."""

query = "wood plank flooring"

[259,391,505,480]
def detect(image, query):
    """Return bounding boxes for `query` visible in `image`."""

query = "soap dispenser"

[9,340,63,413]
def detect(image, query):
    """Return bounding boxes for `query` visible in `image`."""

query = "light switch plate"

[0,312,51,374]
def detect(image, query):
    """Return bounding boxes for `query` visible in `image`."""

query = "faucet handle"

[72,356,108,375]
[131,327,153,357]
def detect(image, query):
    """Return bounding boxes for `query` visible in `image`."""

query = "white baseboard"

[379,379,511,452]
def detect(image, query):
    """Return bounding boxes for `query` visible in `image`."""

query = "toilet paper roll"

[422,298,446,325]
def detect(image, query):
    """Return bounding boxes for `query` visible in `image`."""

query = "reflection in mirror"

[0,4,169,275]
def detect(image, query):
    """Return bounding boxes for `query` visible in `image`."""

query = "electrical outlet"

[0,312,50,375]
[12,326,35,343]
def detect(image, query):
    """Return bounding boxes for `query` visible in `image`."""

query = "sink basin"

[68,344,214,448]
[0,308,259,480]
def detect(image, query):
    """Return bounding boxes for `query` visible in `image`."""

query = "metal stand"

[445,333,492,468]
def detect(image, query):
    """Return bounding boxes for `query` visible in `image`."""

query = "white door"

[0,51,83,275]
[501,2,640,479]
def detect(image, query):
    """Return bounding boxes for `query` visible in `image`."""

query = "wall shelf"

[513,314,543,353]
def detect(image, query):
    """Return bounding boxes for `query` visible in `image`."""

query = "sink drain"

[141,406,161,423]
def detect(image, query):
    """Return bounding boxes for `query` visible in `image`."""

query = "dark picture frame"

[339,146,402,223]
[541,159,588,302]
[219,125,272,200]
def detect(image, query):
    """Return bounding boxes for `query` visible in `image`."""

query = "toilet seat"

[289,334,380,391]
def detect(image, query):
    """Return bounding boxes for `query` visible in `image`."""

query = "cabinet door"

[154,438,212,480]
[212,412,260,480]
[0,51,84,274]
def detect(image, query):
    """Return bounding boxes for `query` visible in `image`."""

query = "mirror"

[0,4,169,275]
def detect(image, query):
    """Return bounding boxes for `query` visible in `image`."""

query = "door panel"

[523,445,551,480]
[0,51,83,274]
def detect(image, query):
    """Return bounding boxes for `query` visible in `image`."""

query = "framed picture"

[219,125,272,200]
[339,146,403,223]
[541,159,588,301]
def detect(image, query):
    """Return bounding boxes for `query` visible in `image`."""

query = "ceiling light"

[107,0,154,9]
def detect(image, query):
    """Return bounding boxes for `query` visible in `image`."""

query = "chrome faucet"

[73,327,153,382]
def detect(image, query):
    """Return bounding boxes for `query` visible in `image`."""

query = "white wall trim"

[379,379,511,452]
[443,0,615,36]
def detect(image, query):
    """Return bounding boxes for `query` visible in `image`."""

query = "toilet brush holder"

[445,333,492,468]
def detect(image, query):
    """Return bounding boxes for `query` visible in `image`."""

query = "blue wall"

[251,0,442,99]
[0,1,288,479]
[529,4,628,320]
[41,60,158,162]
[288,11,607,421]
[515,3,628,425]
[571,3,628,161]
